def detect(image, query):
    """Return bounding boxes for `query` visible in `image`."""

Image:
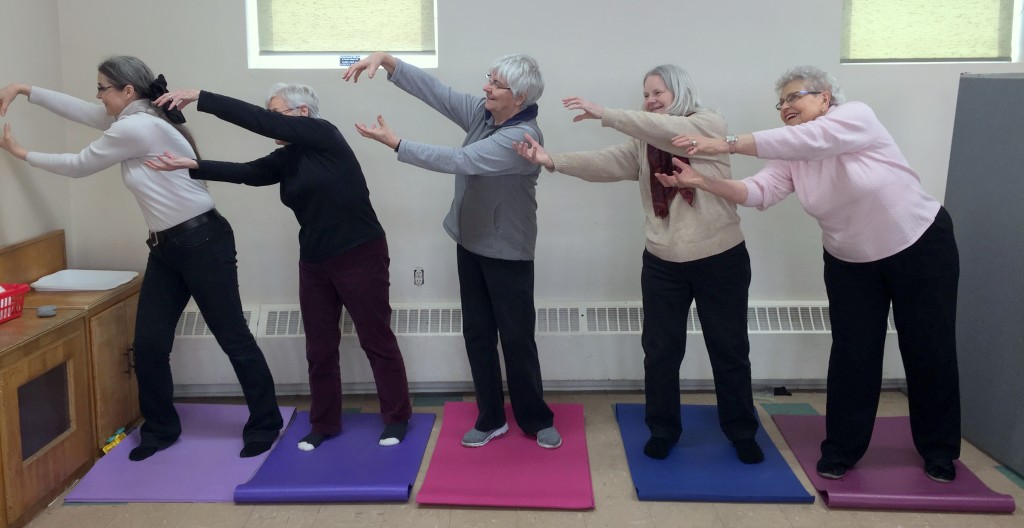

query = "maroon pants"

[298,237,411,435]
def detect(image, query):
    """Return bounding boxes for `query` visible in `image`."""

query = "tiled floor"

[27,390,1024,528]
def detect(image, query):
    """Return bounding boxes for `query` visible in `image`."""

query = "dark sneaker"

[925,460,956,483]
[815,458,849,479]
[461,423,509,447]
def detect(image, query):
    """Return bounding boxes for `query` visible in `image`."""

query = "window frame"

[244,0,439,70]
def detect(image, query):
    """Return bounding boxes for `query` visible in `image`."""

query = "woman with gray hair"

[0,56,283,462]
[343,51,561,449]
[148,83,412,450]
[658,66,961,482]
[513,65,764,463]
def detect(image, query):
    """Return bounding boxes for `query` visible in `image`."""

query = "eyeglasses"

[96,84,117,95]
[271,106,301,115]
[775,90,822,110]
[485,73,511,91]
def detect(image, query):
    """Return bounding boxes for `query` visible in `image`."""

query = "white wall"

[17,0,1024,307]
[0,0,69,246]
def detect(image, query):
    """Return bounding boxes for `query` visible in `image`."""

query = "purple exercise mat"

[773,414,1016,512]
[65,403,295,503]
[233,411,435,503]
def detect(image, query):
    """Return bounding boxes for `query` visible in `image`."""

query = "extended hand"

[512,132,553,170]
[654,157,704,188]
[671,134,724,156]
[354,114,400,150]
[144,151,199,171]
[0,123,27,160]
[562,96,604,122]
[342,52,396,83]
[154,89,200,111]
[0,83,29,118]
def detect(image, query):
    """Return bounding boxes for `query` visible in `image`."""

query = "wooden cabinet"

[26,287,142,449]
[86,293,141,446]
[0,311,92,526]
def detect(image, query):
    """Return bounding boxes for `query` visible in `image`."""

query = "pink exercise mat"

[415,401,594,509]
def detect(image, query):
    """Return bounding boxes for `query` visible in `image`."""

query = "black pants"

[456,244,553,435]
[641,243,759,443]
[133,214,282,448]
[821,207,961,466]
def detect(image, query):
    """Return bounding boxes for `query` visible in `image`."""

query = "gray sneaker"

[461,423,509,447]
[536,426,562,449]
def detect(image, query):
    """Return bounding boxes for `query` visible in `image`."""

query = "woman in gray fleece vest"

[343,52,561,449]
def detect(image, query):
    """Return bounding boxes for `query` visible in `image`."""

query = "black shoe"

[733,439,765,464]
[815,458,849,479]
[643,436,675,460]
[240,440,273,458]
[925,460,956,483]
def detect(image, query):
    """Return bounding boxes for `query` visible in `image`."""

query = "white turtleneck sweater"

[26,87,213,232]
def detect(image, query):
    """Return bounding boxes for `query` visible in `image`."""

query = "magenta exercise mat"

[415,402,594,509]
[66,403,295,503]
[234,412,434,503]
[773,414,1016,512]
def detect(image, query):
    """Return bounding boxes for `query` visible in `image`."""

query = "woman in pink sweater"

[657,66,961,483]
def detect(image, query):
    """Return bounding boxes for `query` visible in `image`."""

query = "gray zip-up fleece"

[390,60,543,261]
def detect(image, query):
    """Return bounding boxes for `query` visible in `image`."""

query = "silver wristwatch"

[725,134,738,154]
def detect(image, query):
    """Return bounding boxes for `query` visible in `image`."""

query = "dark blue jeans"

[641,243,759,443]
[821,207,961,466]
[133,213,282,448]
[456,245,553,435]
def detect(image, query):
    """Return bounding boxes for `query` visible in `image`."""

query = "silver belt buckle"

[148,231,160,246]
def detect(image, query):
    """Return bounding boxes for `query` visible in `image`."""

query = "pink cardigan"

[744,102,940,263]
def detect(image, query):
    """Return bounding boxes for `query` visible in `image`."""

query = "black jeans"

[456,245,553,435]
[641,243,759,443]
[821,207,961,466]
[133,213,282,448]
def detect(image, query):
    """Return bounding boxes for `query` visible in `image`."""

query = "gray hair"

[489,54,544,107]
[266,83,321,118]
[774,66,845,106]
[643,64,702,116]
[97,55,200,157]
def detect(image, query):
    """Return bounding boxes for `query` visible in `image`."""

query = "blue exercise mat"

[614,403,813,503]
[233,411,435,503]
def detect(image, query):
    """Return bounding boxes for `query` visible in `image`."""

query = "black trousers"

[641,243,759,443]
[133,214,282,448]
[456,244,553,435]
[821,207,961,466]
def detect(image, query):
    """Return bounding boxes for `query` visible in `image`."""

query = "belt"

[148,209,222,246]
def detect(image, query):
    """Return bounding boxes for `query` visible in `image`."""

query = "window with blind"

[246,0,437,69]
[842,0,1017,62]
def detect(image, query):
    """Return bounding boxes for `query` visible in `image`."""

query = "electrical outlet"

[413,267,424,286]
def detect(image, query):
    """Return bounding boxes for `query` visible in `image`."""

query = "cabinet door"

[0,320,92,523]
[89,302,133,446]
[123,294,141,423]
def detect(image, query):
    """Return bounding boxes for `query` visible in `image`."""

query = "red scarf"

[648,144,694,218]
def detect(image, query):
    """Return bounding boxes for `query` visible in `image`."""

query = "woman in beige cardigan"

[514,65,762,463]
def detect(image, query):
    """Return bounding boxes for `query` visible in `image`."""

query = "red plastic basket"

[0,283,30,324]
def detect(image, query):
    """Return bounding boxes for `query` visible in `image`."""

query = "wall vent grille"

[175,302,897,338]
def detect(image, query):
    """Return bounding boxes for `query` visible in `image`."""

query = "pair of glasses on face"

[485,73,511,91]
[96,84,118,95]
[272,106,301,115]
[775,90,822,110]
